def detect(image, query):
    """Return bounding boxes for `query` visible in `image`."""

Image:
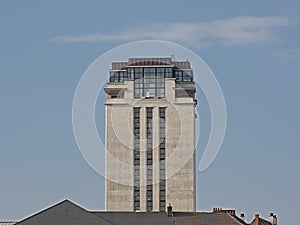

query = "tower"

[105,58,196,212]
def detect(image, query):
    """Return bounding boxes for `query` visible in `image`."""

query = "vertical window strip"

[133,108,140,211]
[146,107,153,211]
[159,107,166,211]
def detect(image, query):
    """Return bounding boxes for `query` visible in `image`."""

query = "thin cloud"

[273,48,300,63]
[52,16,290,48]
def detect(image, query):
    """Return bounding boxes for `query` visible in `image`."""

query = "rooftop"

[2,199,275,225]
[111,57,191,70]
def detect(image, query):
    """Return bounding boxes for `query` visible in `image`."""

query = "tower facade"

[105,58,196,212]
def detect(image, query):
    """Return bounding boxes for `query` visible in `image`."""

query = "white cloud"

[52,16,290,48]
[273,48,300,63]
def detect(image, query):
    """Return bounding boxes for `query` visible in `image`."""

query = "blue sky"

[0,1,299,224]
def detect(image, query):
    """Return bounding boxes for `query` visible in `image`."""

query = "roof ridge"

[15,199,71,224]
[226,212,249,225]
[92,213,116,225]
[15,199,110,225]
[60,200,115,225]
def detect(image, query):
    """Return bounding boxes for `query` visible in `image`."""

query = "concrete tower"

[105,58,196,212]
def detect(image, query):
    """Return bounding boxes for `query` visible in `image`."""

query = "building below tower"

[2,199,277,225]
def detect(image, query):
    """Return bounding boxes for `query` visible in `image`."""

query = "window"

[156,68,165,77]
[133,108,140,211]
[127,68,134,79]
[134,78,143,98]
[134,68,143,79]
[144,78,156,98]
[175,69,193,82]
[110,71,127,83]
[165,67,173,78]
[109,66,192,85]
[146,107,153,212]
[146,184,153,211]
[156,78,165,98]
[132,67,169,98]
[159,107,166,211]
[144,67,155,77]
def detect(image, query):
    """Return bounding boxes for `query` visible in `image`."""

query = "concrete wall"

[105,78,196,212]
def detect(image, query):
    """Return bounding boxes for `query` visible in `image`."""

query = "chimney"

[223,209,236,216]
[213,207,223,213]
[269,213,277,225]
[167,203,173,217]
[252,214,260,225]
[240,213,245,221]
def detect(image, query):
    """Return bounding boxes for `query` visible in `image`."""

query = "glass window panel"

[175,70,183,81]
[127,68,134,79]
[135,89,142,98]
[149,68,155,73]
[133,67,167,98]
[120,71,126,79]
[135,73,142,79]
[144,88,155,97]
[135,83,143,88]
[149,89,155,97]
[157,89,165,98]
[157,78,164,86]
[157,67,164,73]
[135,79,143,84]
[135,68,143,73]
[165,67,173,78]
[135,68,143,78]
[157,68,164,78]
[183,72,192,81]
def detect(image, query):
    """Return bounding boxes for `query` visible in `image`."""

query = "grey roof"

[173,61,191,69]
[0,222,16,225]
[15,200,111,225]
[250,218,272,225]
[259,219,272,225]
[128,58,173,66]
[173,212,248,225]
[93,212,173,225]
[13,200,173,225]
[10,199,251,225]
[111,58,191,70]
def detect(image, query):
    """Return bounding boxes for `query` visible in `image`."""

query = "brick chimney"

[223,209,236,216]
[212,208,236,215]
[269,213,277,225]
[252,214,260,225]
[213,208,223,213]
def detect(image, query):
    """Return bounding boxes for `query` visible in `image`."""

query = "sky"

[0,1,299,224]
